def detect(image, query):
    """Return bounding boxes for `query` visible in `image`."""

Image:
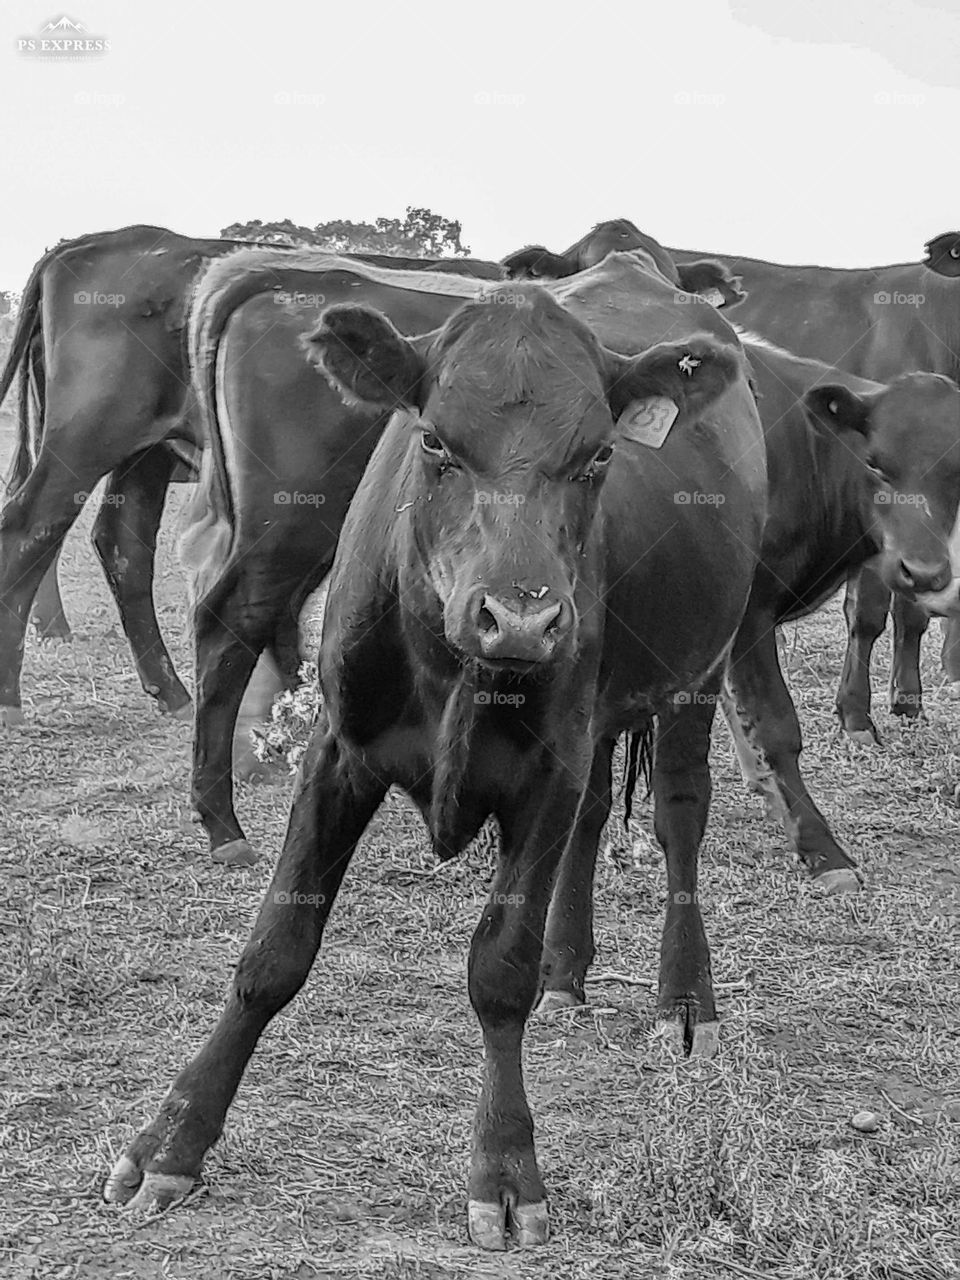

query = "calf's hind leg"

[836,566,887,744]
[92,449,191,716]
[105,724,387,1212]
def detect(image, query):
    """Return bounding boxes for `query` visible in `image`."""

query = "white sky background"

[2,0,958,288]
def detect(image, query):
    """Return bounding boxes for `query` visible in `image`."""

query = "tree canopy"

[220,207,471,258]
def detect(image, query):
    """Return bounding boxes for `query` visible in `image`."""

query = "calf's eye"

[421,430,447,458]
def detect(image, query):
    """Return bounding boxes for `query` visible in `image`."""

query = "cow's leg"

[104,724,386,1213]
[889,595,927,719]
[30,551,70,639]
[192,562,303,865]
[467,770,585,1250]
[654,689,718,1058]
[537,737,614,1011]
[719,686,786,825]
[91,449,191,717]
[941,618,960,682]
[0,450,109,724]
[727,619,860,892]
[232,649,286,782]
[835,566,887,744]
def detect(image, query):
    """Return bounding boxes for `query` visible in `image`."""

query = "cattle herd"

[2,218,960,1251]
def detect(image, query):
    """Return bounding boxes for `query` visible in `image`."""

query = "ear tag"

[620,396,679,448]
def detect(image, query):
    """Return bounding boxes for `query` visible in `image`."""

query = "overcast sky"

[2,0,958,289]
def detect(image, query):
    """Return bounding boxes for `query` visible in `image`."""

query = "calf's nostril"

[477,606,498,636]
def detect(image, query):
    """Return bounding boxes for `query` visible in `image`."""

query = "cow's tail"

[0,251,46,495]
[622,723,655,825]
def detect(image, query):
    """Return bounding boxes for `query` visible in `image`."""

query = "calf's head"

[305,293,743,670]
[923,231,960,278]
[804,372,960,611]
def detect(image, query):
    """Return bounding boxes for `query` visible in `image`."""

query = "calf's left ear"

[609,335,743,437]
[302,305,426,411]
[675,258,747,308]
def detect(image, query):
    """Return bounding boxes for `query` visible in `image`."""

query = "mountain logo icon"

[42,16,86,32]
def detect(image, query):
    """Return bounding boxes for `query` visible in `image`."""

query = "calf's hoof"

[467,1197,549,1250]
[104,1156,194,1214]
[813,867,862,895]
[890,696,921,720]
[844,725,880,747]
[210,838,259,867]
[0,705,25,728]
[535,988,582,1015]
[656,1002,719,1058]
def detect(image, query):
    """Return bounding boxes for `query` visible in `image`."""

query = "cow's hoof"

[656,1003,716,1057]
[104,1156,194,1213]
[890,700,921,720]
[168,701,194,723]
[210,839,259,867]
[0,705,25,728]
[535,988,582,1014]
[689,1020,720,1059]
[813,868,862,895]
[845,727,879,747]
[467,1198,549,1250]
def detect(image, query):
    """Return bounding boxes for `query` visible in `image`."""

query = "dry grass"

[1,414,959,1279]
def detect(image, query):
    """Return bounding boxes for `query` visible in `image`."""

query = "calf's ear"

[802,384,874,438]
[500,246,572,279]
[676,258,747,308]
[609,334,743,440]
[302,305,425,411]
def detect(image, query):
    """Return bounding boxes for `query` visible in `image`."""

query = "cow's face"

[805,374,960,612]
[578,219,652,270]
[305,294,743,671]
[923,232,960,278]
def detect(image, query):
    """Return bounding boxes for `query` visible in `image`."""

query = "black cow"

[0,224,502,727]
[538,336,960,1007]
[923,231,960,277]
[180,248,747,865]
[502,216,746,306]
[106,257,768,1246]
[669,236,960,735]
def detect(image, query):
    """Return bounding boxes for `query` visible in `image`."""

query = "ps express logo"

[17,15,110,59]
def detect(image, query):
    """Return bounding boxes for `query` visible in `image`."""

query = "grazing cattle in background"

[0,224,502,727]
[923,231,960,277]
[502,217,747,306]
[539,337,960,1007]
[668,236,960,737]
[180,248,747,865]
[106,262,768,1247]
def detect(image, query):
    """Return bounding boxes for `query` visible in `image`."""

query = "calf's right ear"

[302,305,425,411]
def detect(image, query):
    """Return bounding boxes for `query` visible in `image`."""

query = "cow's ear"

[803,384,873,438]
[302,305,425,411]
[500,246,571,279]
[676,258,747,308]
[609,335,742,442]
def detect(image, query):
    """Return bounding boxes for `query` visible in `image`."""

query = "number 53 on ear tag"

[620,396,679,448]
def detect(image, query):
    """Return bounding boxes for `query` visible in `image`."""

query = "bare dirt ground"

[1,414,959,1279]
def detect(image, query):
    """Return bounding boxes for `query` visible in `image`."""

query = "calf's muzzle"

[469,590,572,665]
